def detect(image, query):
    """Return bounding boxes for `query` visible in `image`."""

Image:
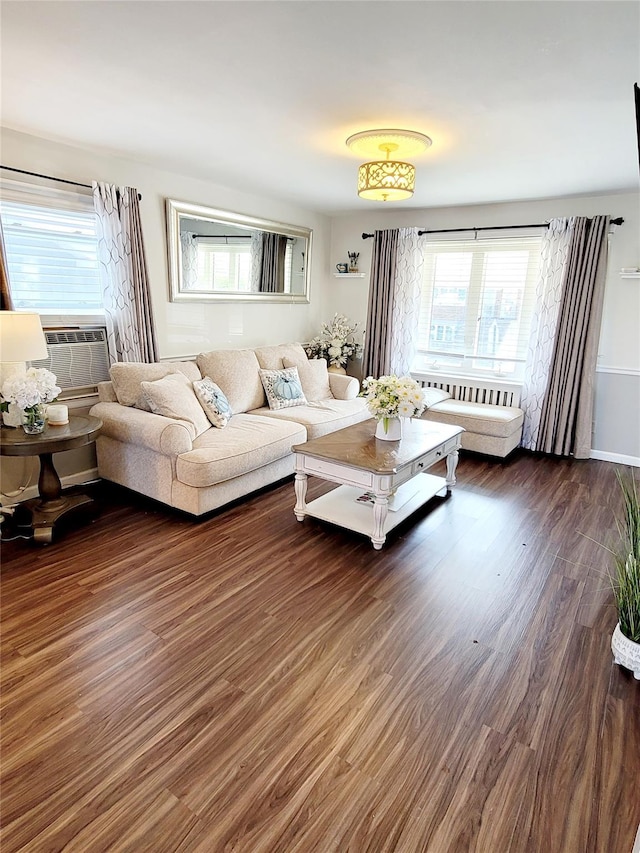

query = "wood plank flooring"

[1,452,639,852]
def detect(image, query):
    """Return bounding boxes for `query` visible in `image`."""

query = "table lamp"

[0,311,49,426]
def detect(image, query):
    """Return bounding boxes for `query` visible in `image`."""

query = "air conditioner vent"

[31,327,111,392]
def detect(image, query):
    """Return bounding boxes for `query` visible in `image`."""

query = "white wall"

[325,192,640,462]
[0,127,332,355]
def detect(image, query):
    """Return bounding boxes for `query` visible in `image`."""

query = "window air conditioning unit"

[31,327,111,393]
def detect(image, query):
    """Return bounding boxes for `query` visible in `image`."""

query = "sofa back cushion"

[110,361,202,411]
[141,373,211,438]
[196,349,264,414]
[254,343,309,370]
[282,356,333,402]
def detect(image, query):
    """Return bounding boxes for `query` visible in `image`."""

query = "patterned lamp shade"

[357,160,416,202]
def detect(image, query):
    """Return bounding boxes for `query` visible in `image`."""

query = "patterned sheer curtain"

[389,228,424,375]
[249,231,263,292]
[93,182,158,363]
[521,216,609,458]
[180,231,198,290]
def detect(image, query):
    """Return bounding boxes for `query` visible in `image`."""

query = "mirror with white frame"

[166,199,312,303]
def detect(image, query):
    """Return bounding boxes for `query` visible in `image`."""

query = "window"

[0,181,103,321]
[196,238,252,292]
[415,235,542,378]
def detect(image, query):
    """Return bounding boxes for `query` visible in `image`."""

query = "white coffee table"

[293,418,463,549]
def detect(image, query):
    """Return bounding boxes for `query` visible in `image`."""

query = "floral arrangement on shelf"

[1,367,61,430]
[304,314,362,368]
[361,374,426,428]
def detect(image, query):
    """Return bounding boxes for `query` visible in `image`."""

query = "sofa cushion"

[283,356,333,402]
[110,360,201,411]
[194,377,232,428]
[141,373,211,438]
[196,349,265,414]
[424,399,524,439]
[176,414,306,487]
[249,398,371,440]
[254,343,309,370]
[259,367,307,410]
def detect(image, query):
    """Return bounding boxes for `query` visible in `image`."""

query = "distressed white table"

[293,418,463,550]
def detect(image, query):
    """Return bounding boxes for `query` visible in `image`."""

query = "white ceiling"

[2,1,639,214]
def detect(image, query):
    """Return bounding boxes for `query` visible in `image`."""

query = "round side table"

[0,414,102,543]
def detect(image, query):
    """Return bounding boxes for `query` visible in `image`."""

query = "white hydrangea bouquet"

[361,374,426,434]
[1,367,61,430]
[304,314,362,368]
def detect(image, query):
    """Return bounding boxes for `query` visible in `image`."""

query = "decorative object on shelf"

[336,263,348,273]
[304,314,362,369]
[348,251,359,273]
[361,374,427,441]
[346,128,432,202]
[608,470,640,678]
[1,367,61,436]
[0,311,49,427]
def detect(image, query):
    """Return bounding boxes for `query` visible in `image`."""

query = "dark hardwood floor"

[1,452,639,852]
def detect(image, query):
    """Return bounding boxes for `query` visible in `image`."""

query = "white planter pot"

[612,622,640,680]
[375,417,402,441]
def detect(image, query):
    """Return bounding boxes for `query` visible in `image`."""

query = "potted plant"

[304,314,362,373]
[360,374,426,440]
[609,470,640,679]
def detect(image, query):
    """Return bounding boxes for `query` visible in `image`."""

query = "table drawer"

[411,436,459,475]
[300,455,374,488]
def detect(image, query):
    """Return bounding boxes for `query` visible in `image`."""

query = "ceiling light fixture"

[346,129,432,202]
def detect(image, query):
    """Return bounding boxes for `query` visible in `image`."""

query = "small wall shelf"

[333,273,366,278]
[620,271,640,279]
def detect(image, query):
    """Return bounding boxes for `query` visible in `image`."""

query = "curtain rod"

[0,165,143,200]
[361,217,624,239]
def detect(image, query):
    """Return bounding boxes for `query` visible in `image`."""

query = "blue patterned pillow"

[193,377,233,428]
[259,367,307,410]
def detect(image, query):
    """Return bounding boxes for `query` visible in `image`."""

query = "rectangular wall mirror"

[166,198,312,303]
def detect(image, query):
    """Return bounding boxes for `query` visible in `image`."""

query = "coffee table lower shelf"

[300,473,447,545]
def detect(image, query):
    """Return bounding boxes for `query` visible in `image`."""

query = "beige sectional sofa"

[89,343,370,516]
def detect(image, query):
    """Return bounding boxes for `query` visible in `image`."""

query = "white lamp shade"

[0,311,48,362]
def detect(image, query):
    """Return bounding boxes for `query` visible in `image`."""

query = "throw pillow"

[259,367,307,410]
[110,361,202,411]
[282,356,333,402]
[423,388,452,408]
[193,377,233,428]
[140,373,210,438]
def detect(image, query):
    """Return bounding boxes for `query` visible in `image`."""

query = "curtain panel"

[362,230,399,378]
[389,228,424,376]
[521,215,609,458]
[0,218,14,311]
[93,182,158,364]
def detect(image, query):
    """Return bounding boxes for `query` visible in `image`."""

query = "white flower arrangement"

[304,314,362,368]
[1,367,61,411]
[361,374,426,424]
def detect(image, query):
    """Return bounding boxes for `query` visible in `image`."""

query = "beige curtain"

[536,215,609,458]
[0,218,14,310]
[93,182,158,363]
[362,230,399,378]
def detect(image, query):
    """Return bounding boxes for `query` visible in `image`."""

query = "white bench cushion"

[425,399,523,439]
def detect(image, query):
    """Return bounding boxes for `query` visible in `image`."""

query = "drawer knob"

[418,462,424,468]
[436,451,442,457]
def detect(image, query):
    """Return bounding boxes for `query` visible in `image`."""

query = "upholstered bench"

[419,388,524,458]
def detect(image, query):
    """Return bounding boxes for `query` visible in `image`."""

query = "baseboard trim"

[3,467,100,505]
[590,450,640,468]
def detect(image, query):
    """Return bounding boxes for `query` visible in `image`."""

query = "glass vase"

[22,403,46,435]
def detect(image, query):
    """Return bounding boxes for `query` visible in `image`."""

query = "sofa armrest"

[329,373,360,400]
[97,381,118,403]
[89,401,195,456]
